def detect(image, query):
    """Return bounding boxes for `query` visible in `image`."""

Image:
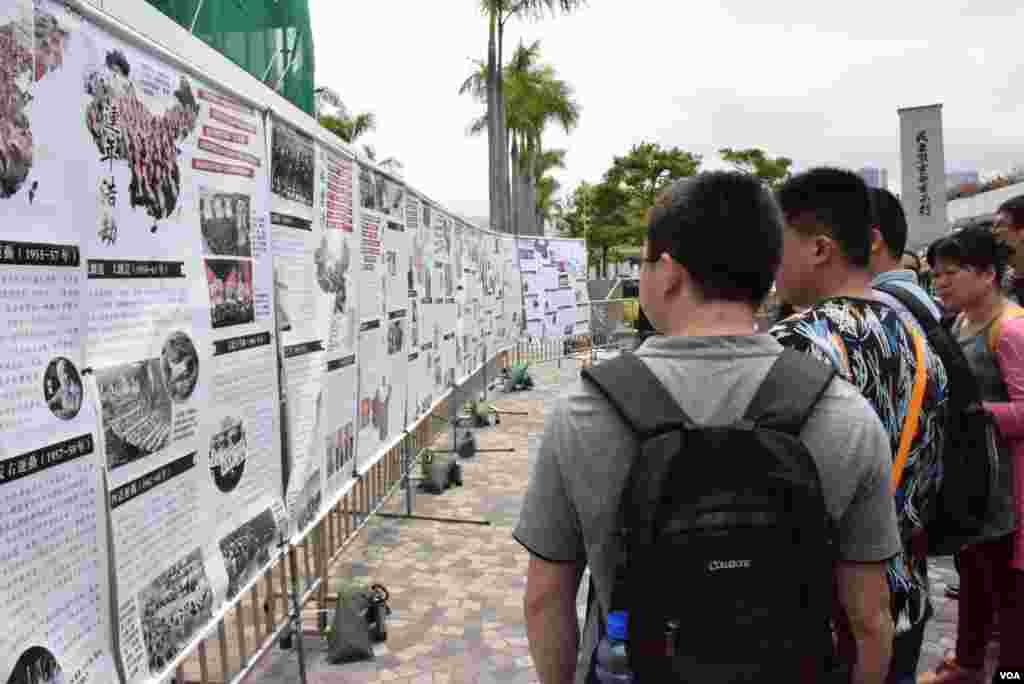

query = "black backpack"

[873,282,999,555]
[581,350,838,682]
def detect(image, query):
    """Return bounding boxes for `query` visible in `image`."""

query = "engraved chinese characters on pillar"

[915,130,932,217]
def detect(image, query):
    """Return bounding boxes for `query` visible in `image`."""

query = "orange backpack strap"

[987,302,1024,355]
[891,327,928,495]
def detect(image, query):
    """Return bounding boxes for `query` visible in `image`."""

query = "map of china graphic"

[2,7,200,235]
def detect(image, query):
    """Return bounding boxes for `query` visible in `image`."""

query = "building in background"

[858,166,889,189]
[145,0,315,116]
[946,169,980,190]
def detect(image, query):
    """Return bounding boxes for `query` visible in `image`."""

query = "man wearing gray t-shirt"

[515,172,901,684]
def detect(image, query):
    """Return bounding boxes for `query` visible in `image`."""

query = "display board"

[518,237,588,338]
[0,3,588,684]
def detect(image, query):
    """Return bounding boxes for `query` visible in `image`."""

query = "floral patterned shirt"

[772,297,948,632]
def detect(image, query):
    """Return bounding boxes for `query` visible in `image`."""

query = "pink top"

[982,316,1024,570]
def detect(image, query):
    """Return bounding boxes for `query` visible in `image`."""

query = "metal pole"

[189,0,206,34]
[450,380,457,458]
[404,432,413,517]
[285,541,309,684]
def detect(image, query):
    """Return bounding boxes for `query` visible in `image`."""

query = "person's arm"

[513,397,587,683]
[803,385,900,684]
[835,560,894,684]
[524,556,584,684]
[984,317,1024,438]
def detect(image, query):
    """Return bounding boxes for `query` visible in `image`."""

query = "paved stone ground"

[245,354,974,684]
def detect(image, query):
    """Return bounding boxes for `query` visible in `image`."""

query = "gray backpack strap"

[580,352,695,437]
[743,349,836,435]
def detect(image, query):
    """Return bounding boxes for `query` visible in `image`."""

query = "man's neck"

[662,303,757,338]
[815,269,875,303]
[871,258,903,279]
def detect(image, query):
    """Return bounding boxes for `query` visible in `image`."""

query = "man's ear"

[810,234,834,266]
[870,227,885,256]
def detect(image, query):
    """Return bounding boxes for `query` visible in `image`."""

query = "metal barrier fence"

[167,321,617,684]
[169,383,466,684]
[511,299,640,367]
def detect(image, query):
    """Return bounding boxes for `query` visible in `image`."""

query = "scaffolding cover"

[146,0,315,115]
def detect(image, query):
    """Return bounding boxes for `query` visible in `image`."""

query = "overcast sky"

[310,0,1024,222]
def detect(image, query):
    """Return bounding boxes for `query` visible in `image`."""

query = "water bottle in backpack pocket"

[593,610,634,684]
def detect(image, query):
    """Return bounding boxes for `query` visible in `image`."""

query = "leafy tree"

[561,143,702,276]
[319,111,376,145]
[718,147,793,189]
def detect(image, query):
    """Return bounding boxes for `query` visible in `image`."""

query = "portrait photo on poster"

[6,646,65,684]
[160,331,199,403]
[43,356,83,421]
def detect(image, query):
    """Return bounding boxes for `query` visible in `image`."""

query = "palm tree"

[463,42,579,237]
[535,148,566,232]
[477,0,586,235]
[505,42,579,236]
[319,111,376,145]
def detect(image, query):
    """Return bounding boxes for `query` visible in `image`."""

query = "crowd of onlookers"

[517,170,1024,684]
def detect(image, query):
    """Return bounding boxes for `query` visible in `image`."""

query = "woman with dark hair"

[919,226,1024,683]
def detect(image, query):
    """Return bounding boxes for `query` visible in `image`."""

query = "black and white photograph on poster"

[206,258,255,329]
[324,422,354,480]
[273,266,292,332]
[409,299,419,348]
[387,318,405,356]
[314,233,352,317]
[271,122,314,206]
[5,647,65,684]
[385,250,398,277]
[199,188,252,257]
[97,359,173,469]
[533,238,551,261]
[138,549,214,675]
[160,331,199,403]
[219,508,278,600]
[43,357,83,421]
[443,263,454,298]
[294,468,322,532]
[208,415,247,493]
[358,166,405,218]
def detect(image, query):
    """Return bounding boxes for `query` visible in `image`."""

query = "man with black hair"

[771,168,949,684]
[517,171,900,684]
[993,194,1024,304]
[869,187,943,321]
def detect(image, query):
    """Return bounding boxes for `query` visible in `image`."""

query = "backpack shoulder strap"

[743,349,836,436]
[873,282,941,331]
[580,352,694,438]
[988,302,1024,354]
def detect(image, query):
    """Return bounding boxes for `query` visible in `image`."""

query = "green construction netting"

[145,0,315,116]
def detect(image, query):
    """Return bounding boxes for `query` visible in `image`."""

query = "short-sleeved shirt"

[771,297,948,633]
[513,335,901,684]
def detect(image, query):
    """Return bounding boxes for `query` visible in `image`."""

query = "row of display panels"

[0,4,589,684]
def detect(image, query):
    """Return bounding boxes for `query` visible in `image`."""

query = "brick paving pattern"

[246,356,968,684]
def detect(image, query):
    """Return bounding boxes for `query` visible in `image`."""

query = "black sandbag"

[326,588,373,664]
